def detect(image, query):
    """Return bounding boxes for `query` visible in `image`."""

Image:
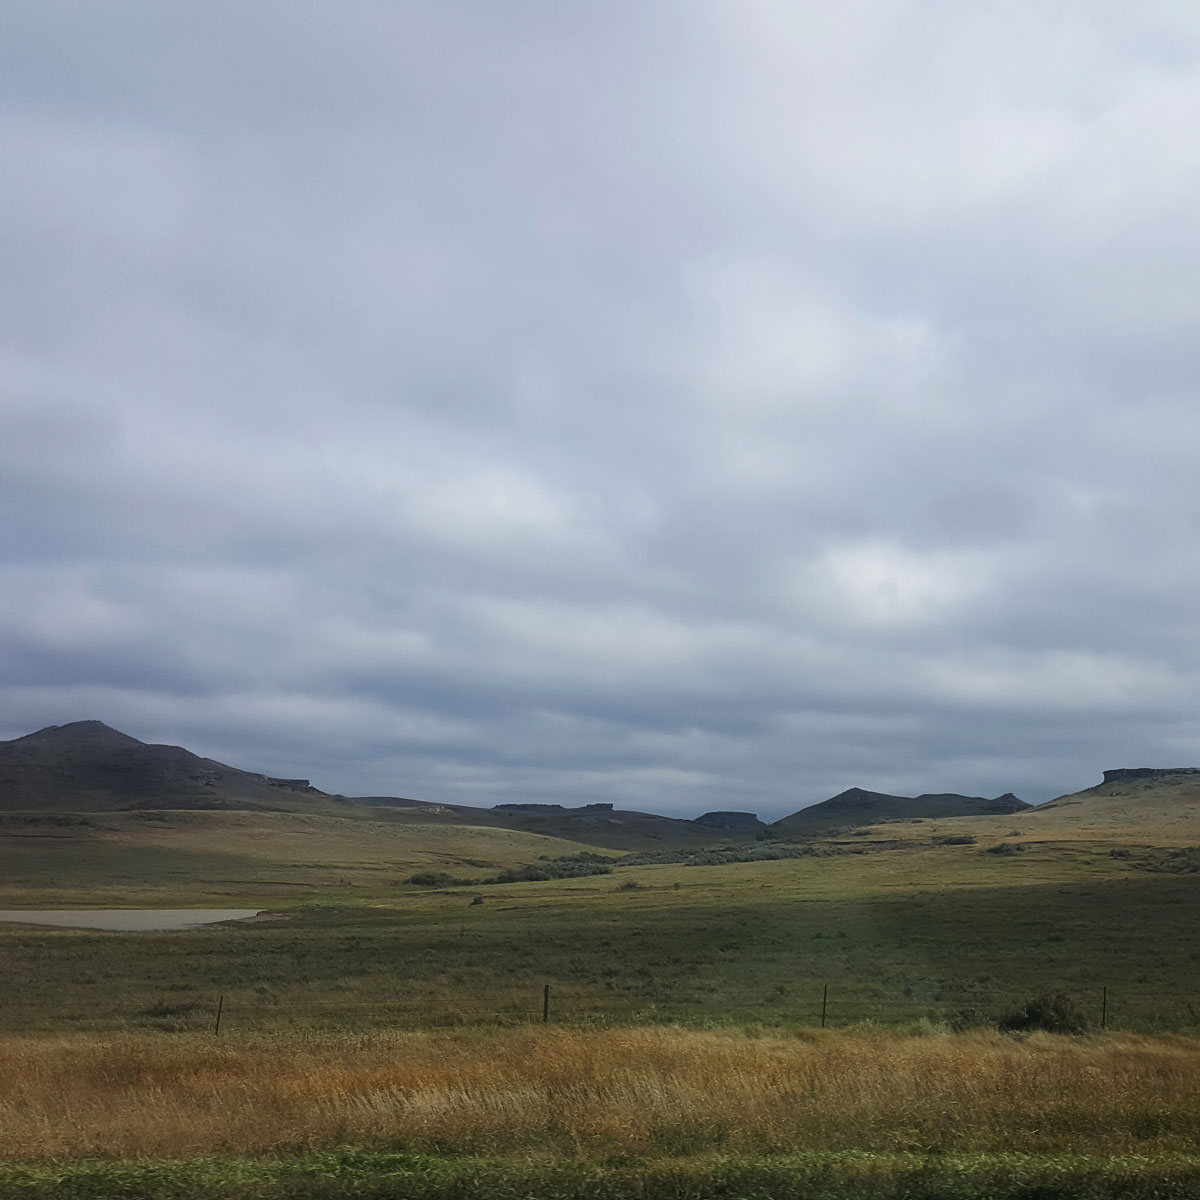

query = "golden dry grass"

[3,1026,1199,1161]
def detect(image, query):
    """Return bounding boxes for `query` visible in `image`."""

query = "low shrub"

[985,841,1025,856]
[999,991,1090,1035]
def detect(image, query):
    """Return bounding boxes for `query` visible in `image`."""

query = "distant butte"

[1102,767,1200,783]
[774,787,1030,834]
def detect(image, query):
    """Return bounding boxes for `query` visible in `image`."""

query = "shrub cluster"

[407,871,478,887]
[489,852,614,884]
[408,852,615,888]
[620,843,837,869]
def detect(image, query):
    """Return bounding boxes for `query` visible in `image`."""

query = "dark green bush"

[999,991,1090,1035]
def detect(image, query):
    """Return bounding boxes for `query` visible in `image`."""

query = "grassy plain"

[1,839,1197,1035]
[1,779,1198,1196]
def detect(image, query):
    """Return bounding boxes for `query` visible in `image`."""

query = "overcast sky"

[3,2,1200,817]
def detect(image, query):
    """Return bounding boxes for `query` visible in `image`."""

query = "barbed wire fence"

[4,982,1198,1036]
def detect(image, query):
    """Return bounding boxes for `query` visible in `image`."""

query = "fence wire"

[3,983,1197,1035]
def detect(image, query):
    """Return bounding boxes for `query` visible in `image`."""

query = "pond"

[0,909,263,931]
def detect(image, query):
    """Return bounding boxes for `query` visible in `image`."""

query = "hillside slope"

[868,767,1200,853]
[1027,768,1200,842]
[0,805,619,906]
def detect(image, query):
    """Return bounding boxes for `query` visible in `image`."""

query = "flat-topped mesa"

[694,811,762,831]
[1103,767,1200,784]
[491,802,615,813]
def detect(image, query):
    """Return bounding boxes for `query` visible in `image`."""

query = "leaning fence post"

[821,983,828,1028]
[214,994,224,1036]
[543,983,550,1023]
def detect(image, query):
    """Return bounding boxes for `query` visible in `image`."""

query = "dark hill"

[694,811,764,831]
[775,786,1029,833]
[0,721,337,814]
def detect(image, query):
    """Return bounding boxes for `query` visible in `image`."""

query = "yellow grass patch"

[2,1026,1198,1160]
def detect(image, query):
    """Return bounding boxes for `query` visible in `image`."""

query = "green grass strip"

[3,1151,1200,1200]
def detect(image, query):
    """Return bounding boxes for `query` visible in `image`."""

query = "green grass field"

[1,840,1197,1035]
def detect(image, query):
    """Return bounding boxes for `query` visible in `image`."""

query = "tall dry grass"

[2,1026,1198,1160]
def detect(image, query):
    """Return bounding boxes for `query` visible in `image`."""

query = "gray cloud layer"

[3,2,1200,815]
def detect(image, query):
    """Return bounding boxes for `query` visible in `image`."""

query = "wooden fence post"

[820,983,828,1028]
[1101,986,1107,1031]
[543,983,550,1023]
[214,994,224,1036]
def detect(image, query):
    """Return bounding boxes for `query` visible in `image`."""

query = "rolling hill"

[0,720,746,851]
[10,720,1198,904]
[0,722,745,892]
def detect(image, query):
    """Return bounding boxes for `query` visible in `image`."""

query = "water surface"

[0,909,263,931]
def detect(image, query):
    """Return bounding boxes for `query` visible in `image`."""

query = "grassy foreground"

[2,1027,1199,1197]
